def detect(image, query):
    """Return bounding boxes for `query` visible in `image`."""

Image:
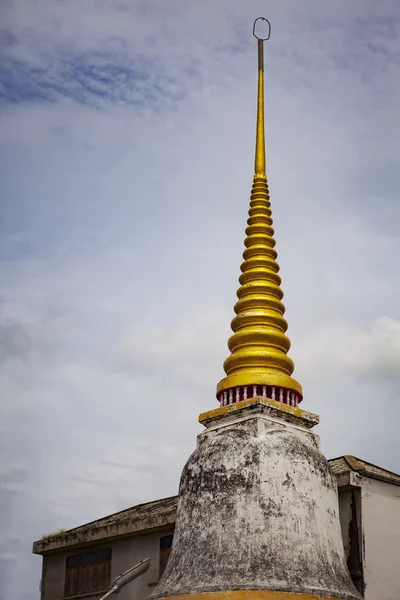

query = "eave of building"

[33,456,400,556]
[32,496,178,556]
[329,455,400,487]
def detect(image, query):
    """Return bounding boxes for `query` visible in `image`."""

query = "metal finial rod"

[253,17,270,71]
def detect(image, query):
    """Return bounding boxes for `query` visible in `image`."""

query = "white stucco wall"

[41,553,66,600]
[362,478,400,600]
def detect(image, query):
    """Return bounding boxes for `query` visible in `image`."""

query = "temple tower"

[150,18,361,600]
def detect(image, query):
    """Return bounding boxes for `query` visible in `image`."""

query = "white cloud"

[297,317,400,378]
[113,309,229,389]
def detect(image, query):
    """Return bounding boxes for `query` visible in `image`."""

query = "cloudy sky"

[1,0,400,598]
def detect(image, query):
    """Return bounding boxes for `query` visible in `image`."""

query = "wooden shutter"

[64,548,111,597]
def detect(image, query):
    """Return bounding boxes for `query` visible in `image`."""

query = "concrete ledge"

[57,592,109,600]
[156,590,348,600]
[199,396,319,429]
[335,471,362,490]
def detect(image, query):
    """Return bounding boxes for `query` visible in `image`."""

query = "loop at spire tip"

[253,17,271,41]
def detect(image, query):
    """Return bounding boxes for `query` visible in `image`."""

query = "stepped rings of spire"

[216,177,302,405]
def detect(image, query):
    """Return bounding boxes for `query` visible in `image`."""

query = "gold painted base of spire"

[157,591,345,600]
[199,395,319,428]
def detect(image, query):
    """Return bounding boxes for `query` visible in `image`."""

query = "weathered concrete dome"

[151,404,361,600]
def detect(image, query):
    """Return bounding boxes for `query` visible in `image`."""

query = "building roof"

[329,455,400,486]
[33,495,178,555]
[33,455,400,555]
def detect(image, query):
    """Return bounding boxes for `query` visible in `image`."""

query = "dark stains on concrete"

[282,472,294,489]
[151,413,361,600]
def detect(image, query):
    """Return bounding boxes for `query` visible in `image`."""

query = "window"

[159,535,173,578]
[64,548,111,597]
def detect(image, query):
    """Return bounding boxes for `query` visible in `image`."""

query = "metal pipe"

[98,558,151,600]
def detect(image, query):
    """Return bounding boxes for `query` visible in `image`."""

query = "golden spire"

[216,18,302,408]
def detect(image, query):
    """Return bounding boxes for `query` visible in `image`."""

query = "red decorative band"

[217,385,302,408]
